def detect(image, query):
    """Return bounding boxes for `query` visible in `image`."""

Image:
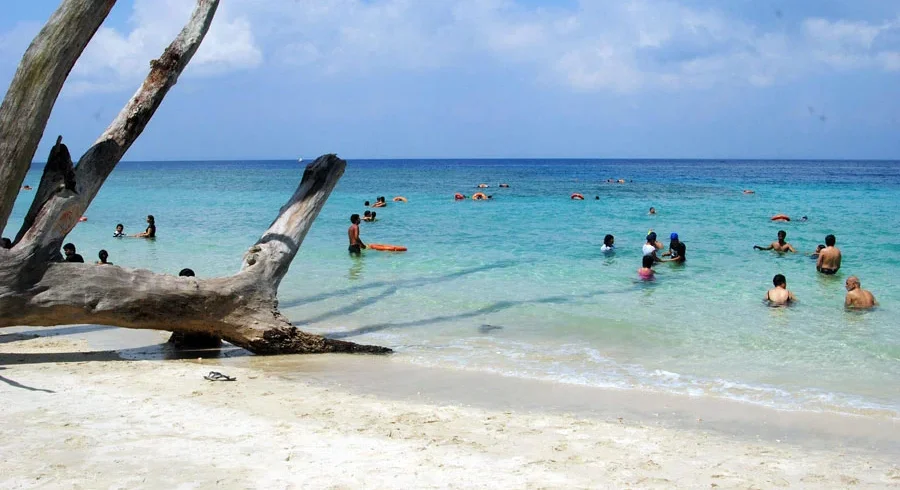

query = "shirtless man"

[816,234,841,274]
[765,274,796,306]
[347,214,366,255]
[845,276,876,309]
[754,230,795,253]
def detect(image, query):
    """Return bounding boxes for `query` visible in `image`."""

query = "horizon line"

[28,156,900,164]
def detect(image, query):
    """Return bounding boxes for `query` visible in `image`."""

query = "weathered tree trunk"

[0,0,390,355]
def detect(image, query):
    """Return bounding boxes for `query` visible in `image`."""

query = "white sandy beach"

[2,328,899,489]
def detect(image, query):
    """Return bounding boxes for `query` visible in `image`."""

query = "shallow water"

[8,159,900,416]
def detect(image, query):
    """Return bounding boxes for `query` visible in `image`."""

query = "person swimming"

[600,234,615,252]
[638,255,655,281]
[765,274,796,306]
[96,249,113,265]
[113,223,125,237]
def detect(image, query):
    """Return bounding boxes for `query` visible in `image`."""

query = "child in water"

[113,223,125,237]
[638,255,655,281]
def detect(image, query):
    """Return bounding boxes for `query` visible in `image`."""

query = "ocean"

[8,159,900,417]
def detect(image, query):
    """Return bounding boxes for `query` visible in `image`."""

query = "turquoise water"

[7,159,900,416]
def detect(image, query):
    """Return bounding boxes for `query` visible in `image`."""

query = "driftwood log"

[0,0,390,355]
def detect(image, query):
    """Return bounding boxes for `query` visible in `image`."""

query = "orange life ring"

[78,217,88,222]
[571,193,584,200]
[771,214,790,222]
[392,196,407,202]
[454,193,465,200]
[368,243,407,252]
[472,192,488,200]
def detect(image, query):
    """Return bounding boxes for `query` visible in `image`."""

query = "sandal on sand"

[204,371,236,382]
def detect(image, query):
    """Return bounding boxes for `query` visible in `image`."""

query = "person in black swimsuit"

[133,215,156,238]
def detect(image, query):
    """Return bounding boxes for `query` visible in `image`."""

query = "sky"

[1,0,899,161]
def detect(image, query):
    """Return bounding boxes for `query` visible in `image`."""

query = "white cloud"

[68,0,261,94]
[803,17,900,72]
[6,0,898,96]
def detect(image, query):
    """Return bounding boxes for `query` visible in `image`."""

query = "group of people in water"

[751,230,877,309]
[55,214,157,266]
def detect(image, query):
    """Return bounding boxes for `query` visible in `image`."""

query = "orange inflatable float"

[771,214,790,222]
[472,192,488,200]
[570,193,584,200]
[454,193,465,200]
[368,244,407,252]
[392,196,408,202]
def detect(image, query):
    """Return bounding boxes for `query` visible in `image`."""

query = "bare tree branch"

[0,0,116,235]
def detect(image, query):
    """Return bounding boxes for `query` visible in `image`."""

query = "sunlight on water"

[9,159,900,415]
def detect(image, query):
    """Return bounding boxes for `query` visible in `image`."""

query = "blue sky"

[1,0,899,160]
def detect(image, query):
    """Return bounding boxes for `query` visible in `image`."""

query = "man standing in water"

[845,276,876,309]
[816,234,841,274]
[348,214,366,255]
[754,230,795,253]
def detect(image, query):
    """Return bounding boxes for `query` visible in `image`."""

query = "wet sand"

[2,326,899,489]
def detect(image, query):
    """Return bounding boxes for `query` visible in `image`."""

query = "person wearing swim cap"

[661,233,686,263]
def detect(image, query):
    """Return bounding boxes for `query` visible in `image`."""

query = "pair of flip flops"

[203,371,236,382]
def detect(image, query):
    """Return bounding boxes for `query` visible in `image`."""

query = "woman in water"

[638,255,655,281]
[133,215,156,238]
[600,234,615,252]
[765,274,796,306]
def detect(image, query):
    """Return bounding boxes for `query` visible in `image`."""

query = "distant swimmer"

[617,179,625,184]
[477,183,489,188]
[133,215,156,238]
[754,230,795,253]
[765,274,796,306]
[96,249,113,265]
[648,207,656,215]
[364,201,370,207]
[845,276,876,309]
[372,196,387,208]
[601,234,615,252]
[816,234,841,274]
[347,214,366,255]
[499,183,510,188]
[743,189,755,194]
[113,223,125,237]
[594,196,599,200]
[454,193,466,200]
[22,185,32,190]
[638,255,655,281]
[362,210,373,222]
